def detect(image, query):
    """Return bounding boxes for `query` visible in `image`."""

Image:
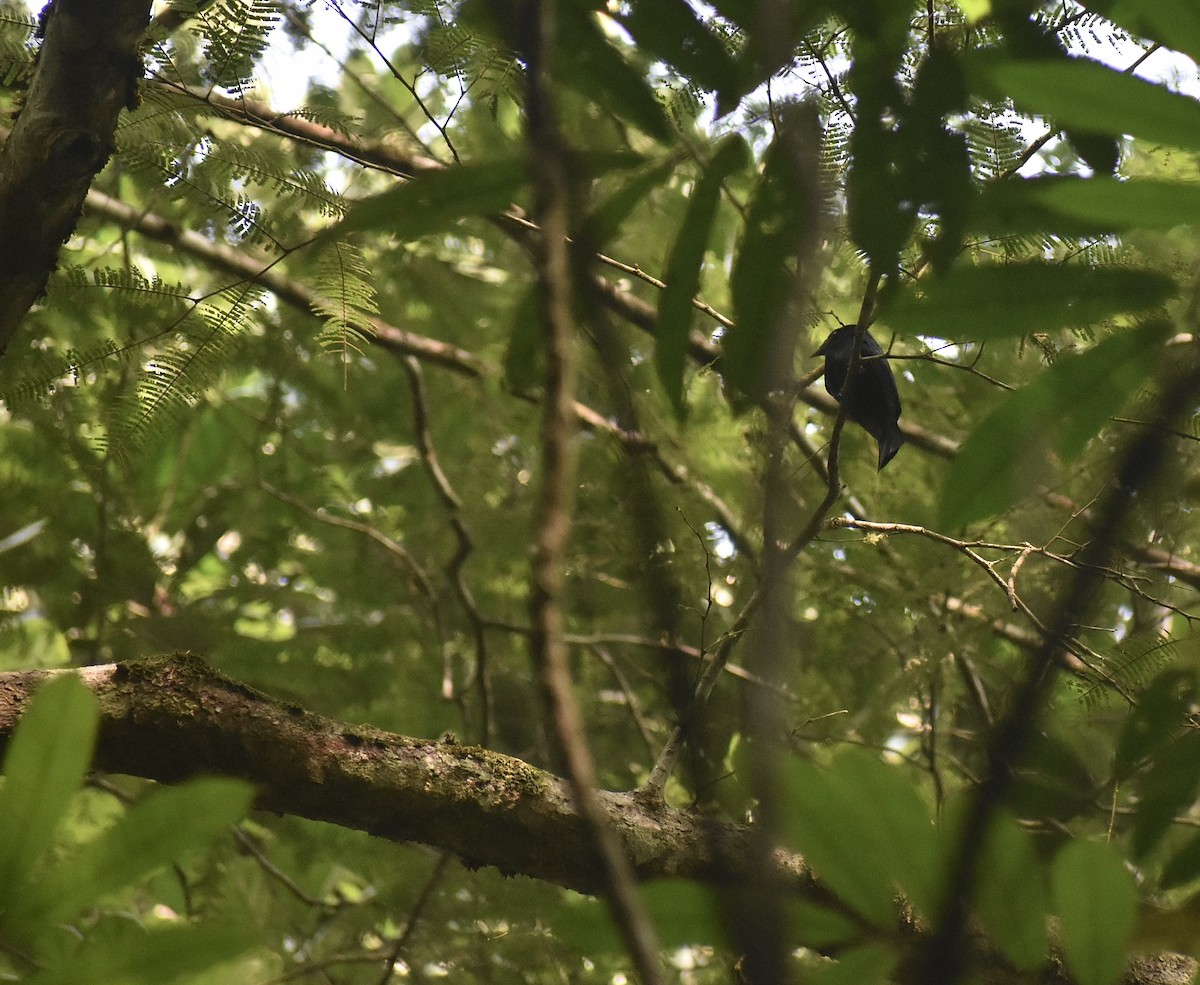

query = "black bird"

[813,325,905,470]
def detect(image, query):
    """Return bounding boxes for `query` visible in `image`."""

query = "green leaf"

[11,778,254,935]
[330,159,527,241]
[970,55,1200,154]
[1115,669,1197,778]
[558,5,672,143]
[503,290,541,393]
[975,813,1048,969]
[1132,731,1200,859]
[782,748,937,926]
[805,942,897,985]
[727,108,820,399]
[831,748,944,920]
[1009,731,1100,825]
[1160,830,1200,889]
[884,263,1176,339]
[553,881,728,954]
[953,0,992,20]
[656,136,749,414]
[846,122,909,278]
[1051,840,1137,985]
[781,757,894,925]
[973,177,1200,235]
[0,674,98,900]
[938,323,1168,528]
[786,900,862,949]
[706,0,829,97]
[1065,129,1120,176]
[616,1,742,115]
[584,155,679,248]
[642,881,727,947]
[25,921,254,985]
[899,45,971,270]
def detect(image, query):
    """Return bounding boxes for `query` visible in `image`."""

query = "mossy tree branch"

[0,655,814,896]
[0,656,1195,985]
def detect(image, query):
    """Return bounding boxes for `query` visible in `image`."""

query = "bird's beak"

[811,343,827,358]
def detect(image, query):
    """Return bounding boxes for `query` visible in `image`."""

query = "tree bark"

[0,655,814,895]
[0,0,152,354]
[0,656,1193,985]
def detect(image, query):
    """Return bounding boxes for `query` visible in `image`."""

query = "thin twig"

[400,356,492,742]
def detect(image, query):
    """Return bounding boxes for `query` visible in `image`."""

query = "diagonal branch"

[80,188,490,377]
[0,656,811,896]
[0,657,1194,985]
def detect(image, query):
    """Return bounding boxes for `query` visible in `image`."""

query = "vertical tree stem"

[522,3,664,982]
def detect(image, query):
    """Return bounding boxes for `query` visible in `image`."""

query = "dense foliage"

[3,0,1200,983]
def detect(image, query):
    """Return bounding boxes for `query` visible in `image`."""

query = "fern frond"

[0,339,127,411]
[197,0,280,95]
[1077,631,1183,708]
[0,3,35,87]
[310,241,379,384]
[659,83,705,130]
[105,286,265,455]
[964,114,1028,183]
[283,103,364,138]
[121,130,343,250]
[198,139,343,214]
[55,265,195,307]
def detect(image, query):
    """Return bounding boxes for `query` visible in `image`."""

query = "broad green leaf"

[1115,669,1197,778]
[1010,731,1100,825]
[25,921,254,985]
[1051,840,1137,985]
[938,324,1168,529]
[787,900,861,949]
[330,160,527,241]
[970,55,1200,154]
[1065,129,1120,175]
[884,263,1176,339]
[830,748,943,920]
[642,880,728,948]
[975,812,1048,969]
[805,942,897,985]
[1160,830,1200,889]
[900,44,971,271]
[616,1,743,115]
[0,674,97,900]
[781,757,895,924]
[503,290,541,393]
[847,119,909,277]
[727,108,820,399]
[777,748,907,926]
[10,778,254,935]
[954,0,991,21]
[973,177,1200,235]
[553,881,728,954]
[706,0,830,95]
[1035,177,1200,228]
[1132,731,1200,858]
[656,136,749,414]
[558,5,672,143]
[455,0,671,142]
[1078,0,1200,68]
[584,155,680,248]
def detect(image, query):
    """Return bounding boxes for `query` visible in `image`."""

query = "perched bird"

[813,325,905,470]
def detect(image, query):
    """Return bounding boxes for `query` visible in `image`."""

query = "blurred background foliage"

[2,0,1200,982]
